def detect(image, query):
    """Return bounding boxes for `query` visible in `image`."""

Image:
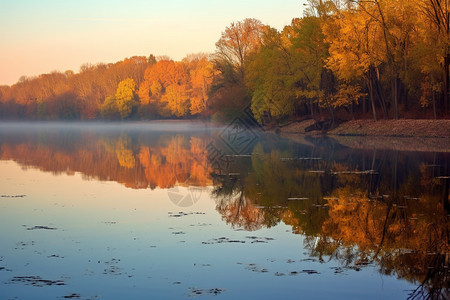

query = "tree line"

[0,0,449,122]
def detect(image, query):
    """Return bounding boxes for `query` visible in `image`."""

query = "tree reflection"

[210,140,449,298]
[213,177,265,231]
[0,129,212,190]
[211,153,267,231]
[115,135,136,169]
[0,128,448,298]
[138,135,212,189]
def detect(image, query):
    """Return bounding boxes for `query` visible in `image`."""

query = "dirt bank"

[276,119,450,137]
[328,119,450,138]
[274,119,450,152]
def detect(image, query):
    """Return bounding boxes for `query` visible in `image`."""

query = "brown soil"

[328,119,450,138]
[274,119,450,152]
[277,119,317,133]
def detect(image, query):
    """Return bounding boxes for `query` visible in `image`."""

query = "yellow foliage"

[161,84,190,117]
[150,81,162,97]
[115,136,135,169]
[115,78,137,119]
[333,84,366,108]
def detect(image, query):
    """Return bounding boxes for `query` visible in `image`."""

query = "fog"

[0,120,225,133]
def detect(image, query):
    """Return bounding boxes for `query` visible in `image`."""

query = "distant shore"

[275,119,450,152]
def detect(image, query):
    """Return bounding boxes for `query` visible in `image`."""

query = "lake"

[0,121,448,299]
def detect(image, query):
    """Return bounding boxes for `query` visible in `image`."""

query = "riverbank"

[328,119,450,138]
[278,119,450,137]
[275,119,450,152]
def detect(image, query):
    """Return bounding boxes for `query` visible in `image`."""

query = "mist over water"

[0,120,223,132]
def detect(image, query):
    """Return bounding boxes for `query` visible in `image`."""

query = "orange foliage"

[322,186,449,259]
[0,57,149,119]
[0,134,212,190]
[215,18,266,77]
[138,136,212,189]
[186,55,216,115]
[143,60,188,90]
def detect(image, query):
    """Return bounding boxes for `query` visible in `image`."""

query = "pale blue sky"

[0,0,306,85]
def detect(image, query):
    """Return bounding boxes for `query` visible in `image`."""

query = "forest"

[0,0,449,123]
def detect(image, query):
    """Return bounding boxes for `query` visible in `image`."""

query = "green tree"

[290,15,331,119]
[246,27,296,122]
[100,95,119,119]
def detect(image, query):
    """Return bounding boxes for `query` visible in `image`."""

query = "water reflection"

[0,122,212,189]
[0,122,448,299]
[211,140,449,299]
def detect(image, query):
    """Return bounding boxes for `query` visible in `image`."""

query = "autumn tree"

[115,78,137,119]
[138,54,217,118]
[138,59,188,117]
[210,19,267,120]
[161,84,190,117]
[417,0,450,116]
[142,59,187,91]
[338,0,423,119]
[322,3,380,119]
[214,18,266,79]
[183,53,217,115]
[183,54,216,115]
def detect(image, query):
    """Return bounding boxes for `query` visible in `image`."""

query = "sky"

[0,0,307,86]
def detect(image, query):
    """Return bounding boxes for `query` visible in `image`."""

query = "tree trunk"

[371,66,388,119]
[328,105,335,128]
[374,74,388,119]
[445,53,449,114]
[362,94,366,115]
[404,84,409,111]
[368,75,377,121]
[392,77,399,119]
[433,91,437,119]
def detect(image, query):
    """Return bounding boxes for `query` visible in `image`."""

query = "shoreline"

[274,119,450,152]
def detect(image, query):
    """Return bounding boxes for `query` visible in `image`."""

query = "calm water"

[0,121,448,299]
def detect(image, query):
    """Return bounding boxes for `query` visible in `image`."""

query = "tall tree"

[422,0,450,114]
[323,3,380,120]
[246,27,297,122]
[289,16,331,119]
[184,54,216,115]
[214,18,266,80]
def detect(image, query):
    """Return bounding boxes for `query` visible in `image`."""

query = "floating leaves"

[8,276,65,287]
